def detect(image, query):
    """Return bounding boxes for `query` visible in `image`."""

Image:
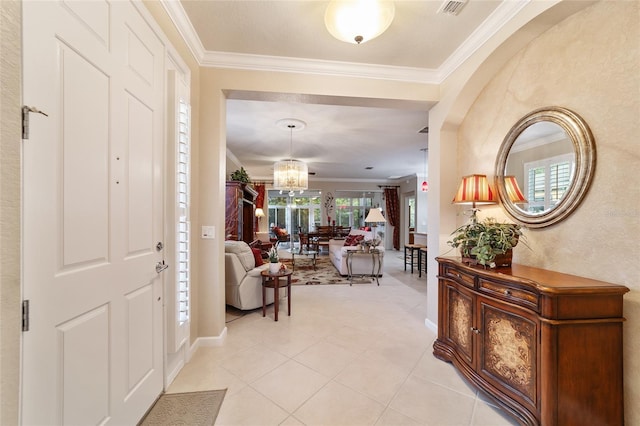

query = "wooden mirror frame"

[495,106,596,228]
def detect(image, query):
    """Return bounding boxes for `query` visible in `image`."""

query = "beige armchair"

[224,240,284,310]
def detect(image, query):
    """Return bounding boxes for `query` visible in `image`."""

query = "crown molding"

[437,0,530,81]
[201,51,440,84]
[160,0,529,84]
[225,149,242,168]
[250,176,399,184]
[160,0,206,63]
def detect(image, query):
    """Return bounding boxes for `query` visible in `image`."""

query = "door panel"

[22,1,165,424]
[59,306,110,426]
[478,298,538,409]
[446,283,474,364]
[126,285,155,393]
[61,45,110,268]
[126,95,155,255]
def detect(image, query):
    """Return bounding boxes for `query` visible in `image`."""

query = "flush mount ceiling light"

[324,0,395,45]
[273,119,308,196]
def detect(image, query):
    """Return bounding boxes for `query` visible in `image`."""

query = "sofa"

[224,240,285,310]
[328,229,385,276]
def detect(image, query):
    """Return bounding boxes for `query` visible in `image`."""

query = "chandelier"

[324,0,395,45]
[273,119,308,196]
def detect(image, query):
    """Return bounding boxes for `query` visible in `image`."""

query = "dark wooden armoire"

[225,181,257,244]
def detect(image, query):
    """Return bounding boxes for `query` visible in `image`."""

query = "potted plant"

[267,247,281,274]
[448,217,526,268]
[230,167,251,184]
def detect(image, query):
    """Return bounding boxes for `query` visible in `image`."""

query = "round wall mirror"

[495,107,596,228]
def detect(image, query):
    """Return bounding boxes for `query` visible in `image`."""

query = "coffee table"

[288,248,318,271]
[260,269,292,321]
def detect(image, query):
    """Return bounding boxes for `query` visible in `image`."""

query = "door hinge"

[22,105,48,140]
[22,300,30,332]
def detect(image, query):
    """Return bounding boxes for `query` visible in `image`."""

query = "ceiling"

[173,0,508,182]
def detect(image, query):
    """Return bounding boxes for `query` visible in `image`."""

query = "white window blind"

[176,99,190,325]
[524,153,574,213]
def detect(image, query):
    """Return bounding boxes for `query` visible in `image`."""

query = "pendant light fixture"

[420,148,428,192]
[324,0,395,45]
[273,119,308,196]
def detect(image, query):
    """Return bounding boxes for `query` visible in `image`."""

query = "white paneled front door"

[22,1,164,424]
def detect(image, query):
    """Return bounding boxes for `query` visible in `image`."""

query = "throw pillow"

[251,248,264,266]
[344,234,364,246]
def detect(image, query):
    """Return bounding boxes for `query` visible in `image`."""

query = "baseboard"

[424,318,437,333]
[188,327,228,359]
[165,357,185,388]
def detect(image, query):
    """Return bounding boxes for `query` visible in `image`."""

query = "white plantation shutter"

[549,160,572,206]
[166,67,191,353]
[524,153,574,213]
[176,99,191,327]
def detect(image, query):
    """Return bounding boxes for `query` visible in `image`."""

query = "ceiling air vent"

[438,0,468,16]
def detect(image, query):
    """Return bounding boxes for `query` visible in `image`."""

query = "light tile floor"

[167,251,517,426]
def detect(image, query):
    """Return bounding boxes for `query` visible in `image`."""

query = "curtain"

[254,183,266,232]
[384,187,400,250]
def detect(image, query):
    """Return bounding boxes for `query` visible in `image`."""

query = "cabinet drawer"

[443,265,475,288]
[479,278,539,311]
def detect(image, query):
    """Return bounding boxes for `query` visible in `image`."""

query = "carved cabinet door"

[443,282,475,365]
[477,296,539,417]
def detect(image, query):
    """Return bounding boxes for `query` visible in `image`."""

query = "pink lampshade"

[452,174,497,208]
[504,176,528,204]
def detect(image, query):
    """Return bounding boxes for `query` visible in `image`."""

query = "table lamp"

[364,208,387,242]
[452,174,497,222]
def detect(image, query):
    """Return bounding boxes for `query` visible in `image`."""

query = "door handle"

[155,261,169,273]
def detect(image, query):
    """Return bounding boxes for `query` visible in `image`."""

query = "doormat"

[138,389,227,426]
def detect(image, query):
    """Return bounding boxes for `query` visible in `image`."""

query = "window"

[267,191,321,235]
[335,195,373,228]
[408,197,416,229]
[267,195,288,229]
[524,153,574,213]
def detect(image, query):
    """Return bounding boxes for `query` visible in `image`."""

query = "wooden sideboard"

[433,257,629,426]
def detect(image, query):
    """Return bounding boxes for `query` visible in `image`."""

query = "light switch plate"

[201,226,215,239]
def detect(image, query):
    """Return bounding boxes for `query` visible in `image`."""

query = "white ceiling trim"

[437,0,530,82]
[200,51,440,84]
[160,0,206,63]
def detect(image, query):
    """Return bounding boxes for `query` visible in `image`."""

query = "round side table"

[260,269,292,321]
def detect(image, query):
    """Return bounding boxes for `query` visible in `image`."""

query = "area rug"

[281,257,372,285]
[138,389,226,426]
